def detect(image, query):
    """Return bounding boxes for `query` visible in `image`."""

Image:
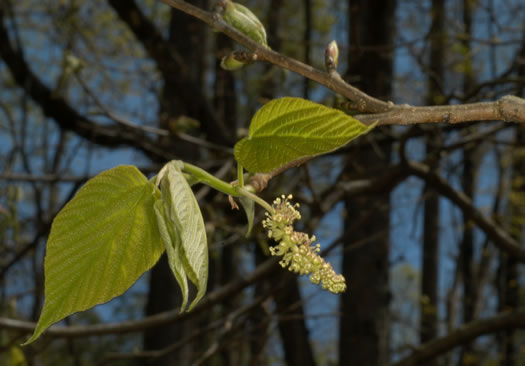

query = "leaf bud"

[325,40,339,72]
[220,53,246,70]
[65,52,84,74]
[222,0,269,48]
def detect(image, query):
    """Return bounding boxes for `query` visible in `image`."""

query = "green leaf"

[157,161,208,311]
[24,166,164,345]
[234,97,376,173]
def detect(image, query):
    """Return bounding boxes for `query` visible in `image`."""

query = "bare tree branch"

[392,310,525,366]
[356,95,525,126]
[159,0,525,125]
[0,173,89,183]
[0,258,280,338]
[0,8,170,161]
[160,0,391,113]
[107,0,233,143]
[75,73,234,154]
[101,291,271,363]
[302,159,525,264]
[406,161,525,263]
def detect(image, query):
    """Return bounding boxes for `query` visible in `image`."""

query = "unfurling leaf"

[155,161,208,311]
[154,200,189,311]
[223,0,269,48]
[234,97,377,173]
[221,53,246,71]
[25,166,164,344]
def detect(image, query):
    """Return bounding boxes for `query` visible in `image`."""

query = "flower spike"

[263,195,346,294]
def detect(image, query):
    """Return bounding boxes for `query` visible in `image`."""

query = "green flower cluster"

[262,195,346,294]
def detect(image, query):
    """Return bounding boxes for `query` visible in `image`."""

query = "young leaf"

[153,200,189,311]
[158,161,208,311]
[234,97,376,173]
[24,166,164,345]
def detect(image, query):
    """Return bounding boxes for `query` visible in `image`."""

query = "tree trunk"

[274,272,317,366]
[339,1,396,365]
[142,4,208,366]
[458,1,480,363]
[496,26,525,366]
[262,3,316,365]
[143,255,189,366]
[505,127,524,366]
[213,28,241,366]
[419,3,444,366]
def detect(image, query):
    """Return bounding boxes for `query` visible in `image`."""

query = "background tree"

[339,1,395,365]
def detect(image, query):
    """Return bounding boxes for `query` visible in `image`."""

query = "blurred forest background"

[0,0,524,365]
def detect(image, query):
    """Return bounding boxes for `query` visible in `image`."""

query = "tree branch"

[0,9,170,161]
[159,0,525,125]
[301,159,525,264]
[75,73,234,154]
[102,291,270,363]
[0,173,89,183]
[107,0,233,143]
[160,0,391,113]
[392,310,525,366]
[356,95,525,126]
[406,160,525,263]
[0,258,280,338]
[107,0,182,80]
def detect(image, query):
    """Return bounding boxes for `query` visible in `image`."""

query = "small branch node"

[498,95,525,123]
[213,0,226,14]
[248,173,271,192]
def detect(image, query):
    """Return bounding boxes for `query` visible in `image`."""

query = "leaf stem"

[182,162,273,213]
[237,163,244,187]
[182,162,240,197]
[237,187,273,213]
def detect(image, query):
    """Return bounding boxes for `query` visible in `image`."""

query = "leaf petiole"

[236,187,273,213]
[237,163,244,187]
[182,162,241,197]
[181,161,273,213]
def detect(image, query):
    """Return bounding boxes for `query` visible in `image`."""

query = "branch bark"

[356,95,525,126]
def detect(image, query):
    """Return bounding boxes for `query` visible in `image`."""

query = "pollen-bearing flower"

[262,195,346,294]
